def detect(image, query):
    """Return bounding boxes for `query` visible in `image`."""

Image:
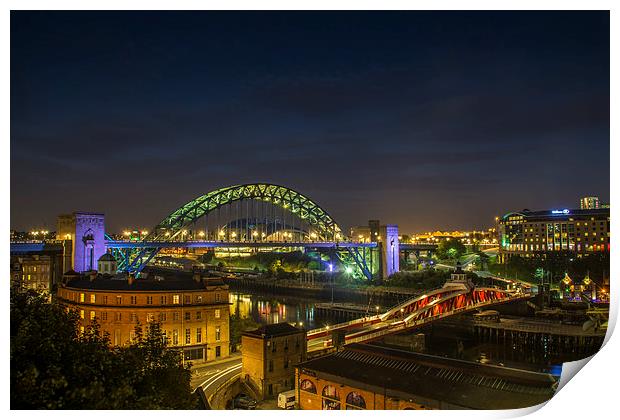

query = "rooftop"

[62,271,226,292]
[297,343,556,409]
[243,322,304,338]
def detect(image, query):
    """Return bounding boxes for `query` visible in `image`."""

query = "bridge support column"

[379,224,399,279]
[56,212,106,273]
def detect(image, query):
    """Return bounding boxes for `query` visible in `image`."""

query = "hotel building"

[498,207,610,262]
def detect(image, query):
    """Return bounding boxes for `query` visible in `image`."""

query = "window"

[184,295,191,304]
[159,312,167,322]
[216,346,221,357]
[268,360,274,372]
[322,385,341,410]
[116,296,122,305]
[80,310,84,319]
[284,358,289,369]
[173,312,179,321]
[130,331,136,343]
[131,313,137,322]
[215,326,221,341]
[215,309,221,319]
[147,313,154,322]
[131,296,137,305]
[195,295,203,303]
[185,312,191,321]
[272,341,277,352]
[172,329,179,345]
[80,293,85,303]
[196,311,202,320]
[300,379,317,394]
[80,326,85,334]
[146,296,153,305]
[196,328,202,343]
[185,329,191,344]
[173,295,180,304]
[90,311,96,320]
[160,296,167,305]
[103,296,108,305]
[215,293,221,303]
[90,294,96,303]
[102,312,107,321]
[115,312,122,321]
[346,392,366,410]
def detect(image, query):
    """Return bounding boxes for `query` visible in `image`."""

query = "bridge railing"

[306,314,383,338]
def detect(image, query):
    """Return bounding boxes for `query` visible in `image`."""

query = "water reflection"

[230,292,318,328]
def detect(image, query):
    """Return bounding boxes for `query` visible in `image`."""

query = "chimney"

[128,273,135,286]
[193,267,202,283]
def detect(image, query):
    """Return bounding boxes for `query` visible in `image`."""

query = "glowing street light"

[198,231,205,237]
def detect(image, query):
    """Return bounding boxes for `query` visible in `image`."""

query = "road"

[191,356,243,400]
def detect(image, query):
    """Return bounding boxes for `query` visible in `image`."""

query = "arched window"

[345,392,366,409]
[321,385,340,410]
[300,379,317,394]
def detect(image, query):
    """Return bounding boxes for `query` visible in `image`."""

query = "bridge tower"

[379,224,399,279]
[56,212,106,273]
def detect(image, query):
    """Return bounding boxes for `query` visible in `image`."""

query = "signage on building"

[551,209,570,215]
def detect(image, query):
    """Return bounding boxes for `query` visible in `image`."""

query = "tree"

[11,288,196,409]
[437,238,466,261]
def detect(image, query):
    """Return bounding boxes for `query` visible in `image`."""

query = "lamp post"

[328,263,334,304]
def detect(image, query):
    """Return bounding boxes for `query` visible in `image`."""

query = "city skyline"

[11,11,610,233]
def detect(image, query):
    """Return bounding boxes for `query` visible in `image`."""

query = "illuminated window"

[172,329,179,345]
[185,329,191,344]
[147,313,154,322]
[215,326,221,341]
[80,293,85,303]
[173,295,180,304]
[215,293,221,303]
[90,294,96,304]
[215,309,221,319]
[80,310,84,319]
[90,311,96,320]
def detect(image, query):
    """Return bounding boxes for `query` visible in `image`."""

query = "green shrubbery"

[11,288,197,409]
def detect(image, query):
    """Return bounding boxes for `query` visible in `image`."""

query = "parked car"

[232,393,257,410]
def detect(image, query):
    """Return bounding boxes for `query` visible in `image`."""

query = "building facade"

[56,270,230,363]
[241,323,307,399]
[580,196,600,210]
[10,254,53,293]
[498,208,610,262]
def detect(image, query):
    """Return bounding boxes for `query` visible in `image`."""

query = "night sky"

[10,11,610,234]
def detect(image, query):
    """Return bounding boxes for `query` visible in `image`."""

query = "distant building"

[498,207,610,261]
[10,254,53,293]
[241,322,307,399]
[295,343,556,410]
[56,270,230,363]
[580,196,600,210]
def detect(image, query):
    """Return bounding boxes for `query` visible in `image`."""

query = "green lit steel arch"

[147,183,345,241]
